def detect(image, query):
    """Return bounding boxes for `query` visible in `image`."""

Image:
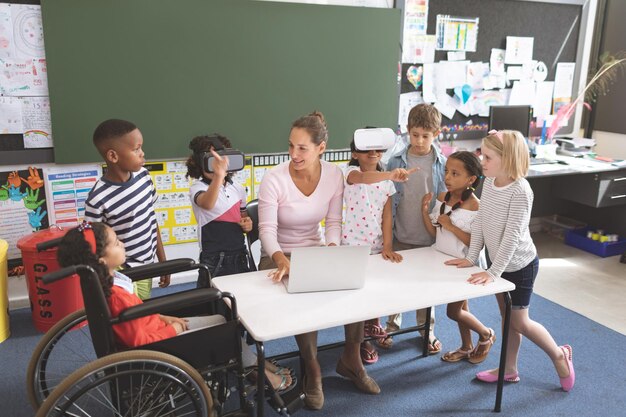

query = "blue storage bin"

[564,228,626,258]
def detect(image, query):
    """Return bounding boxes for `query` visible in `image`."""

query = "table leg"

[421,306,432,357]
[494,291,512,412]
[256,341,266,417]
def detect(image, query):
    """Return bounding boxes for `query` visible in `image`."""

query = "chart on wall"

[0,166,49,261]
[43,164,102,228]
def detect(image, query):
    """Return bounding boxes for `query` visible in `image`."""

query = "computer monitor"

[488,105,532,137]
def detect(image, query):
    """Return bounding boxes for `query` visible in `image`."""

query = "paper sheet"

[553,62,575,107]
[533,81,554,119]
[11,4,46,59]
[43,165,102,227]
[398,91,424,133]
[435,15,479,52]
[0,58,48,96]
[402,34,435,64]
[438,60,468,89]
[490,48,506,75]
[509,80,535,106]
[0,96,23,133]
[21,96,53,148]
[504,36,534,65]
[467,62,488,90]
[422,63,436,103]
[0,4,15,60]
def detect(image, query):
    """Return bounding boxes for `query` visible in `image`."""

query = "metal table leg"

[494,291,512,412]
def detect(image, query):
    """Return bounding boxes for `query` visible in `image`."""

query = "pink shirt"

[258,160,344,257]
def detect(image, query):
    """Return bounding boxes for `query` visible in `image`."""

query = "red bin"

[17,226,84,332]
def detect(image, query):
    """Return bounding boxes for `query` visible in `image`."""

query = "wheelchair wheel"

[36,350,214,417]
[26,309,94,409]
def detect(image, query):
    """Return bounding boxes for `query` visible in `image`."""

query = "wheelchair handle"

[42,266,78,284]
[36,237,64,252]
[42,264,96,284]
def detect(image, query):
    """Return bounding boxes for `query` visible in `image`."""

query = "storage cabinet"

[553,168,626,208]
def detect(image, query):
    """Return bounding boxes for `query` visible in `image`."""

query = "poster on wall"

[43,164,101,228]
[146,161,198,245]
[0,166,49,261]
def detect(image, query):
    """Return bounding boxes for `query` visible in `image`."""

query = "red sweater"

[108,286,177,348]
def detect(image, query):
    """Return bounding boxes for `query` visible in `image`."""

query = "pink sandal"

[559,344,575,392]
[364,323,387,339]
[360,342,379,365]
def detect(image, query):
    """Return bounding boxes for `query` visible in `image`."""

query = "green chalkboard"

[41,0,401,164]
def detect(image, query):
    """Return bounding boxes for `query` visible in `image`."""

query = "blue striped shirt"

[84,168,158,267]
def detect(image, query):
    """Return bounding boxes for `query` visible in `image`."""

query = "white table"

[213,247,515,415]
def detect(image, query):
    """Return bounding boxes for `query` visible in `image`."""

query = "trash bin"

[0,239,9,343]
[17,226,84,333]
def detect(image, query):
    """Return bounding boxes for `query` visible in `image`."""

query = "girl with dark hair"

[57,221,295,392]
[186,134,252,285]
[421,151,495,364]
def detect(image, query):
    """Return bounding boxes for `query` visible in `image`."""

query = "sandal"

[376,335,393,349]
[360,342,379,365]
[364,323,387,339]
[468,328,496,364]
[441,347,471,363]
[428,337,442,355]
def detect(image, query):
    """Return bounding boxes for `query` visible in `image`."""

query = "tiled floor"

[533,232,626,335]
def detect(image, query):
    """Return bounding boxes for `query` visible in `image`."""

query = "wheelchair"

[30,247,302,416]
[26,257,204,409]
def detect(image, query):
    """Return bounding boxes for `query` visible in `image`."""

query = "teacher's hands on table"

[268,252,290,282]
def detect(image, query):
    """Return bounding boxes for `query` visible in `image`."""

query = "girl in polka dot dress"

[342,136,416,365]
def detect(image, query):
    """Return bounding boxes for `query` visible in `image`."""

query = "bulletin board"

[400,0,593,140]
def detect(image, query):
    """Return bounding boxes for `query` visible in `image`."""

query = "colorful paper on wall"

[0,167,49,260]
[22,96,53,148]
[0,96,23,133]
[10,4,45,59]
[43,165,101,228]
[435,15,479,52]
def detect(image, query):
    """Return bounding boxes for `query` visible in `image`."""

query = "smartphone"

[203,149,246,173]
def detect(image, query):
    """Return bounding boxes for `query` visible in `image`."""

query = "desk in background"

[524,156,626,237]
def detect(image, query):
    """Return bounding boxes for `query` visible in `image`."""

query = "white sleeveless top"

[429,200,478,259]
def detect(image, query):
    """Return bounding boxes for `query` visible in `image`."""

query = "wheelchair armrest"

[122,258,197,281]
[116,287,223,322]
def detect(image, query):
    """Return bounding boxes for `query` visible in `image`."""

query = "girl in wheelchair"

[56,221,295,393]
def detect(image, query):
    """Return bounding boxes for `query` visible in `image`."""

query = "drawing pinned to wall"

[0,166,49,261]
[398,91,424,133]
[470,89,511,117]
[489,48,505,75]
[0,3,15,60]
[435,15,479,52]
[0,96,23,133]
[406,65,423,89]
[22,96,53,148]
[504,36,534,65]
[11,4,45,59]
[0,58,48,96]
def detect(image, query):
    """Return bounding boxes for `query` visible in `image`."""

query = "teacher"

[257,111,380,410]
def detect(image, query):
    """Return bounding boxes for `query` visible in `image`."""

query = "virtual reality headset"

[203,149,246,173]
[353,128,395,152]
[200,137,245,173]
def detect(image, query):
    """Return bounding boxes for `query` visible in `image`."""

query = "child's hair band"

[77,220,97,254]
[488,129,504,143]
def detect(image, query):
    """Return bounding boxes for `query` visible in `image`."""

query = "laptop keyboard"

[530,157,557,165]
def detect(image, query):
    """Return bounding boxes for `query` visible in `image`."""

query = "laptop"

[283,245,371,293]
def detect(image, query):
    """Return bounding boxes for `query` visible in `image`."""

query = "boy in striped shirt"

[84,119,168,299]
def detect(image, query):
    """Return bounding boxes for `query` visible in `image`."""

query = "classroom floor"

[532,232,626,335]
